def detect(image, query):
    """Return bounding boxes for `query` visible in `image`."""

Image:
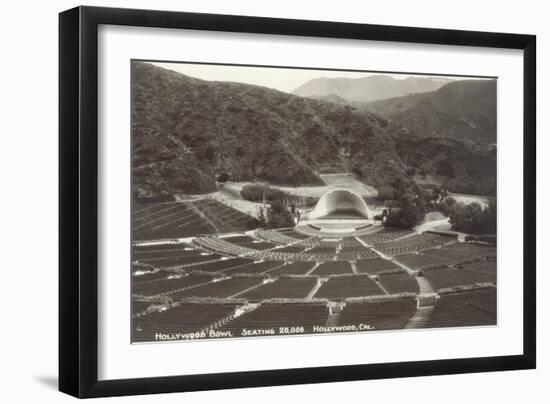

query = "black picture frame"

[59,6,536,398]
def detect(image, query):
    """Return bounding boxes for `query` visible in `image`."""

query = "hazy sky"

[152,61,462,94]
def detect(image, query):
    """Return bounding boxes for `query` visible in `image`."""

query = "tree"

[217,172,230,183]
[440,186,449,200]
[290,202,296,215]
[385,205,423,229]
[266,200,295,228]
[436,158,456,178]
[406,167,417,177]
[441,198,496,235]
[477,198,496,234]
[377,185,394,201]
[195,142,217,163]
[257,206,267,228]
[449,202,484,233]
[431,187,442,205]
[384,194,424,229]
[430,186,449,206]
[438,196,457,216]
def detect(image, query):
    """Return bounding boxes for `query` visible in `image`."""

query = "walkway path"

[229,279,271,298]
[306,278,325,299]
[369,247,437,328]
[325,303,344,327]
[388,256,434,294]
[305,263,320,275]
[405,306,434,329]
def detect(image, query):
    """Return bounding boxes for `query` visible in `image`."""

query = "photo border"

[59,6,536,398]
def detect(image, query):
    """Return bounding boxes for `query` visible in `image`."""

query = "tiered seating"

[355,258,402,274]
[340,237,363,248]
[191,231,460,269]
[254,251,305,261]
[135,251,223,268]
[359,228,413,245]
[378,273,419,294]
[133,242,191,255]
[133,273,215,296]
[267,262,316,275]
[374,233,455,256]
[337,249,379,261]
[425,288,496,328]
[256,229,301,245]
[305,252,336,261]
[221,235,277,250]
[423,242,496,261]
[221,235,256,243]
[194,234,379,263]
[183,258,254,273]
[308,246,336,254]
[318,240,340,247]
[313,261,353,275]
[275,246,306,253]
[307,240,338,255]
[230,245,320,263]
[219,303,329,334]
[169,277,264,299]
[133,301,153,315]
[133,303,239,342]
[294,237,320,248]
[133,200,258,241]
[338,297,417,330]
[240,277,318,300]
[194,236,256,256]
[461,260,497,276]
[133,202,216,240]
[339,236,373,255]
[132,270,171,282]
[278,229,311,239]
[223,261,284,275]
[340,244,369,253]
[394,254,451,269]
[315,276,384,299]
[236,241,277,250]
[421,267,496,290]
[262,251,316,262]
[193,199,258,234]
[289,225,325,237]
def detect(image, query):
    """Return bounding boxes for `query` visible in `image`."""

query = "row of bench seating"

[255,229,301,245]
[375,233,455,256]
[358,228,413,245]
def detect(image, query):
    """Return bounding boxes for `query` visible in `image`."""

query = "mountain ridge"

[293,75,452,102]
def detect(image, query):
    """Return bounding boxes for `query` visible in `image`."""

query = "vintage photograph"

[131,61,497,343]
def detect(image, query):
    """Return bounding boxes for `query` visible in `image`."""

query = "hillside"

[308,93,349,105]
[395,136,497,196]
[293,75,452,102]
[359,80,497,143]
[356,92,432,118]
[132,62,407,202]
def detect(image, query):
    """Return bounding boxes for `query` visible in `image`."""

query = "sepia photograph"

[131,60,497,343]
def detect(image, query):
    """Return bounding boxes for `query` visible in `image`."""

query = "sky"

[151,61,463,94]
